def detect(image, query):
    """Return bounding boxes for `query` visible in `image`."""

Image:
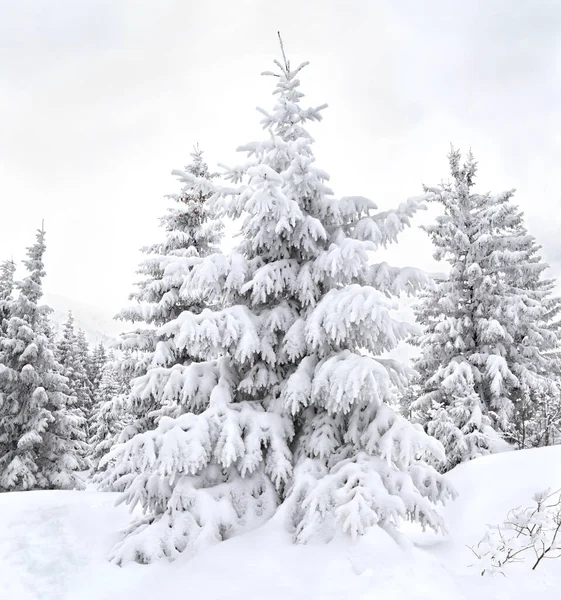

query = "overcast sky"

[1,0,560,316]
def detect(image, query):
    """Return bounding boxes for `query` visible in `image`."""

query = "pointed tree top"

[261,33,310,81]
[277,31,289,71]
[191,142,202,161]
[448,146,477,189]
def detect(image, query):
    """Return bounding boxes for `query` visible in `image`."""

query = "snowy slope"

[43,292,125,346]
[1,447,561,600]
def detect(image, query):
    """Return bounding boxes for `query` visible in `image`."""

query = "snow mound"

[1,446,561,600]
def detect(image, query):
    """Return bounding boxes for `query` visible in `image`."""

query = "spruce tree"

[409,150,561,469]
[57,314,93,434]
[0,259,16,333]
[75,329,95,419]
[504,231,561,448]
[0,227,87,490]
[89,342,107,393]
[0,259,16,299]
[110,145,223,445]
[89,360,129,471]
[58,311,77,366]
[103,46,453,565]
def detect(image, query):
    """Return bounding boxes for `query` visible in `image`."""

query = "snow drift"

[1,446,561,600]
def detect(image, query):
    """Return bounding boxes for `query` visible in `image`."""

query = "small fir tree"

[57,314,93,437]
[58,311,77,367]
[89,360,129,471]
[75,329,95,418]
[89,342,107,392]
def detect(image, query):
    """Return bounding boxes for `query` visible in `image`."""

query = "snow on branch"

[364,262,431,297]
[159,305,261,364]
[295,351,411,415]
[306,285,418,356]
[131,360,221,413]
[469,488,561,575]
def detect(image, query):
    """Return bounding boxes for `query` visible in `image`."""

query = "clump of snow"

[2,446,561,599]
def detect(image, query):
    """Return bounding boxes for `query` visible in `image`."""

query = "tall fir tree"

[103,46,453,565]
[409,150,561,469]
[0,227,87,490]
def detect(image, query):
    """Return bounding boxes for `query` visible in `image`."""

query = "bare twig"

[469,488,561,575]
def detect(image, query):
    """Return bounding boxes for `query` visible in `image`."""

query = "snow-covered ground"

[1,446,560,600]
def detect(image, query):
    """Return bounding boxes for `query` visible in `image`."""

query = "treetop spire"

[277,31,289,71]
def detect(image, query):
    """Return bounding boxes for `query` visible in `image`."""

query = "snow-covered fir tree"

[58,311,77,367]
[0,259,16,301]
[0,259,16,334]
[0,227,87,490]
[88,342,107,392]
[87,344,133,466]
[408,150,561,469]
[518,386,561,448]
[0,259,16,296]
[506,233,561,448]
[107,145,223,445]
[102,46,454,565]
[89,358,129,471]
[75,329,95,417]
[57,313,94,435]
